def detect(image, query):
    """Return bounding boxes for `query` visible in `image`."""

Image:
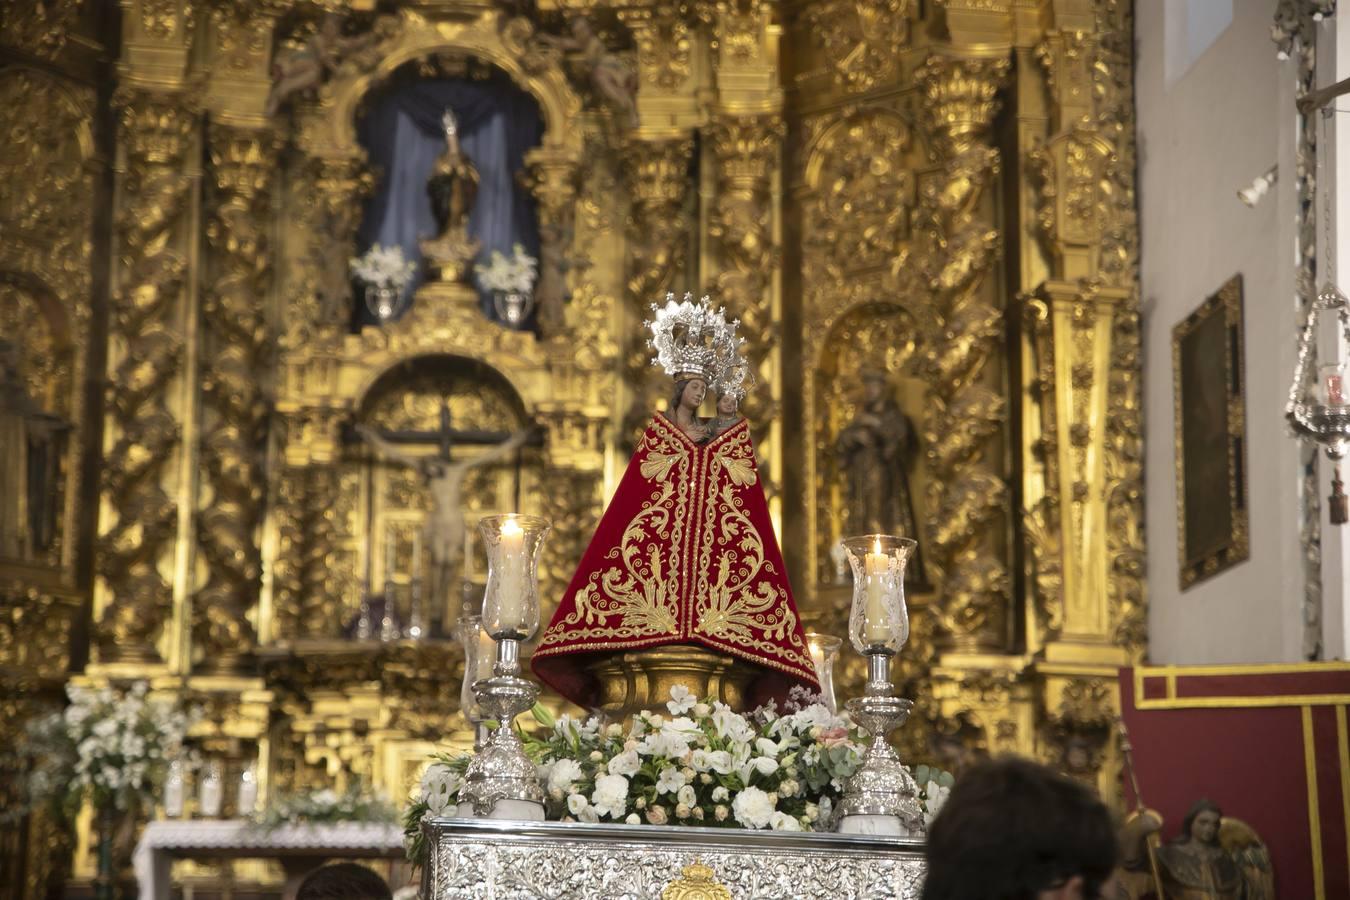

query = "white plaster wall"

[1137,0,1307,663]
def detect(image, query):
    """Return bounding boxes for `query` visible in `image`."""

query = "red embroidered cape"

[532,413,818,709]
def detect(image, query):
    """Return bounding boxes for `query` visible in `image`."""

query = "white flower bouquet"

[11,681,199,819]
[349,243,418,291]
[474,243,538,295]
[402,686,952,867]
[256,782,397,831]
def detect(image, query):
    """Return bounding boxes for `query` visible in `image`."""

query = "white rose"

[548,758,584,795]
[578,805,600,823]
[591,773,629,819]
[715,804,729,821]
[711,786,729,802]
[675,803,691,819]
[666,684,696,715]
[626,813,641,825]
[731,786,775,829]
[779,778,800,797]
[769,811,803,832]
[692,806,705,820]
[692,703,711,718]
[567,793,589,816]
[608,749,641,777]
[646,805,669,825]
[677,784,697,807]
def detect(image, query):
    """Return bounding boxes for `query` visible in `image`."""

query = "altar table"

[133,820,405,900]
[422,817,927,899]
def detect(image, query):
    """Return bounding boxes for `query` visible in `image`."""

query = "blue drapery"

[354,76,544,329]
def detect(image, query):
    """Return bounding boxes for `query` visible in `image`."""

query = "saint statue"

[421,109,481,279]
[834,368,927,587]
[355,423,531,626]
[1120,800,1274,900]
[533,293,818,710]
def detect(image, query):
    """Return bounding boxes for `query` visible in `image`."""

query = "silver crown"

[645,292,744,381]
[715,356,755,403]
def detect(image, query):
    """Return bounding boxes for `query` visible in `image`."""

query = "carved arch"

[311,9,583,163]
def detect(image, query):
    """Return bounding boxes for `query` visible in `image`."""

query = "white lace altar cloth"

[134,820,404,900]
[423,818,926,899]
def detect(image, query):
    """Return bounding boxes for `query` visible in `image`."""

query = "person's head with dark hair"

[295,863,392,900]
[922,756,1118,900]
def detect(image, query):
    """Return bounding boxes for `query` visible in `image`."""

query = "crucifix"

[354,400,541,631]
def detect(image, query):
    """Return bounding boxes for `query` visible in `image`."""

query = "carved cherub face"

[680,377,706,409]
[717,391,737,416]
[1189,810,1220,845]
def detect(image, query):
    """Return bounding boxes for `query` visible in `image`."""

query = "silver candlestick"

[833,534,924,836]
[457,514,551,820]
[458,635,546,817]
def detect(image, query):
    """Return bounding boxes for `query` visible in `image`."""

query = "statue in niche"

[1119,799,1274,900]
[355,413,532,629]
[0,339,67,560]
[536,18,639,129]
[264,12,388,117]
[532,294,818,712]
[834,368,927,587]
[421,109,481,281]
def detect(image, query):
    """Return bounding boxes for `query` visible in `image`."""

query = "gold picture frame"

[1173,274,1249,589]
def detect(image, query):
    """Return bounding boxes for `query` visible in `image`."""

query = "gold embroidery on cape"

[538,420,688,647]
[693,426,812,673]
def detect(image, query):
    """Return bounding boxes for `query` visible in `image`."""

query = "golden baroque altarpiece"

[0,0,1142,894]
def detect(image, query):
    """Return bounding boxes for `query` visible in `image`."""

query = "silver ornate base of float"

[421,818,926,899]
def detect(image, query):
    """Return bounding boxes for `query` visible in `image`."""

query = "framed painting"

[1173,274,1249,589]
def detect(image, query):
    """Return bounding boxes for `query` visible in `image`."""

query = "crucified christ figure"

[355,423,532,623]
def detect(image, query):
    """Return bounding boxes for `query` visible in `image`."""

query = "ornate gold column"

[706,115,781,423]
[195,124,277,671]
[917,51,1012,655]
[95,0,200,669]
[1019,0,1143,796]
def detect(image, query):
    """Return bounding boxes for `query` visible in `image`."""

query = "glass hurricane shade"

[478,514,550,640]
[841,534,915,655]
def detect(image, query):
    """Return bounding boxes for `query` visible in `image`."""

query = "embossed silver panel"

[423,818,927,899]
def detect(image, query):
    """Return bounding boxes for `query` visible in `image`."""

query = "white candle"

[496,517,527,631]
[808,641,827,674]
[476,625,497,681]
[198,762,223,818]
[164,759,185,818]
[237,765,258,816]
[864,539,892,644]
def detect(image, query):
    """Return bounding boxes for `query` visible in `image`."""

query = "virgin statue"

[532,294,818,711]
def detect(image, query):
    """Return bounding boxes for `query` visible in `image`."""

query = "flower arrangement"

[349,243,418,291]
[256,782,398,831]
[10,681,198,820]
[402,686,951,866]
[474,243,538,295]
